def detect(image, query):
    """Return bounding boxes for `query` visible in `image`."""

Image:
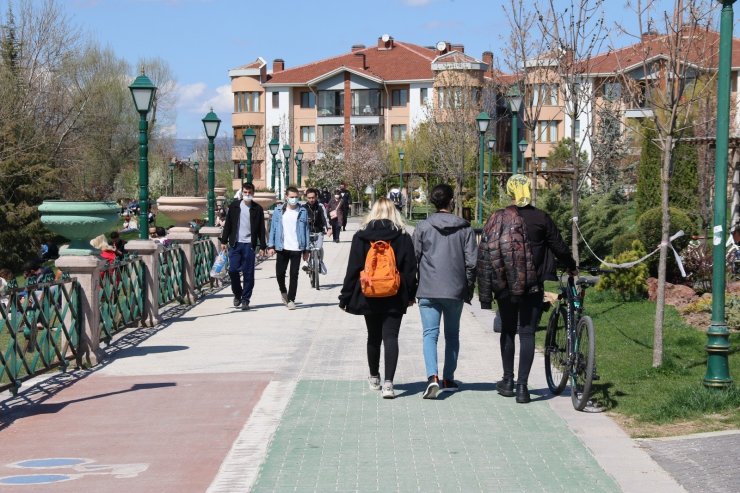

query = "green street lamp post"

[169,158,175,196]
[202,108,221,226]
[193,161,200,196]
[243,127,256,185]
[269,139,279,192]
[507,86,523,175]
[487,138,496,199]
[518,139,528,176]
[239,162,245,185]
[295,148,304,187]
[128,70,157,240]
[398,149,405,192]
[705,0,736,388]
[276,159,283,198]
[282,144,292,189]
[476,111,491,223]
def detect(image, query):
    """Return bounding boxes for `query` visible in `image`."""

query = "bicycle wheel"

[312,251,320,290]
[544,306,569,394]
[571,315,595,411]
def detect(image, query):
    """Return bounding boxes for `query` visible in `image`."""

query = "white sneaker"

[287,301,296,310]
[382,381,395,399]
[367,375,381,390]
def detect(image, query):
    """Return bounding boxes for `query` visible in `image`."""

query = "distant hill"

[174,139,202,160]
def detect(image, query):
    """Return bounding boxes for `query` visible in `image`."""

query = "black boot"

[515,383,531,403]
[496,378,515,397]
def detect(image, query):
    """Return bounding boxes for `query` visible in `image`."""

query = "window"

[318,91,344,116]
[603,82,622,101]
[300,91,315,109]
[301,126,316,143]
[391,124,407,142]
[531,84,558,106]
[271,126,280,141]
[234,91,261,112]
[532,121,559,143]
[420,88,429,104]
[272,91,279,108]
[391,89,408,106]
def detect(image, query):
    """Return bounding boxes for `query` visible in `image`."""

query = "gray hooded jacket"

[412,212,477,301]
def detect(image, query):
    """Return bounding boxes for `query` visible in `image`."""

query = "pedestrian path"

[0,219,685,492]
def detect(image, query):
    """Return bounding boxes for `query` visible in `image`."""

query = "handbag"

[210,250,229,279]
[329,204,340,219]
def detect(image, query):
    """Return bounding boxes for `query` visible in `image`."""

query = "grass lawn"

[536,284,740,437]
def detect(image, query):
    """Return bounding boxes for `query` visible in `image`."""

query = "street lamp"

[275,158,283,198]
[487,138,496,199]
[518,139,528,175]
[475,111,491,223]
[507,86,523,174]
[128,69,157,240]
[282,144,292,188]
[269,138,279,192]
[193,160,200,196]
[169,158,175,196]
[295,148,304,187]
[239,162,245,184]
[202,108,221,226]
[243,127,256,185]
[705,0,736,389]
[398,148,405,191]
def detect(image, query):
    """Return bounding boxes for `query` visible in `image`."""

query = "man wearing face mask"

[267,186,310,310]
[220,182,267,310]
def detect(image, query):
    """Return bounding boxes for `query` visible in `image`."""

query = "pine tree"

[635,121,661,217]
[591,102,629,192]
[669,126,699,213]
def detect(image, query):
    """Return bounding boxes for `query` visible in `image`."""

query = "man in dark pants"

[339,183,351,231]
[220,182,267,310]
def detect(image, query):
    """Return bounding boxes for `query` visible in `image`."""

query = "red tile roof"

[234,59,264,70]
[265,41,438,85]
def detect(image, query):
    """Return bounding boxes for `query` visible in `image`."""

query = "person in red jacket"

[339,197,418,399]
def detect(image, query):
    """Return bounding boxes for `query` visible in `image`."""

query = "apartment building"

[228,35,491,191]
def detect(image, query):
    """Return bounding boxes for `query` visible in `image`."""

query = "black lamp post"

[487,138,496,199]
[475,111,491,222]
[243,127,256,185]
[202,108,221,226]
[295,148,304,187]
[282,144,292,189]
[128,69,157,240]
[193,160,200,196]
[169,158,175,196]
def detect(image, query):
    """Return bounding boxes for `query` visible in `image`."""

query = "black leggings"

[497,291,544,385]
[364,313,402,382]
[275,250,302,302]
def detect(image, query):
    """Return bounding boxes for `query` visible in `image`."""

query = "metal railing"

[194,237,218,292]
[158,244,187,306]
[99,256,146,343]
[0,274,82,394]
[350,105,383,116]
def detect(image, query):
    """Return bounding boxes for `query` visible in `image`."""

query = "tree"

[635,121,661,216]
[341,134,388,212]
[590,101,630,192]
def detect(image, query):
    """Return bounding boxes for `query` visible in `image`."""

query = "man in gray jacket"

[412,184,477,399]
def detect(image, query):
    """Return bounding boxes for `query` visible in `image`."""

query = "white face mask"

[334,195,340,199]
[287,197,298,206]
[243,194,253,202]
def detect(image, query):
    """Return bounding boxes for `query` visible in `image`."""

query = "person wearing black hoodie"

[339,197,418,399]
[413,184,477,399]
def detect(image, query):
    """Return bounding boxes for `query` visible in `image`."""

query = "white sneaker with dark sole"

[367,375,381,390]
[422,377,440,399]
[382,381,395,399]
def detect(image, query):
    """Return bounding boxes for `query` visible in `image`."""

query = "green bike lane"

[0,219,683,492]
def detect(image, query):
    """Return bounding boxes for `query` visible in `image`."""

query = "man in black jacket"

[220,182,267,310]
[304,188,330,268]
[339,183,351,231]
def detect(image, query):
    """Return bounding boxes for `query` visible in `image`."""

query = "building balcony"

[351,105,383,117]
[624,107,654,119]
[318,106,343,117]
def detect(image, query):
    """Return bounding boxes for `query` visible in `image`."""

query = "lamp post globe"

[282,144,292,189]
[506,85,523,175]
[128,70,157,240]
[475,111,491,223]
[202,108,221,226]
[243,127,256,185]
[269,138,279,192]
[295,148,304,187]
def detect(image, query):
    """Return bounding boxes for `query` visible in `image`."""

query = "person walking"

[327,190,344,243]
[413,184,477,399]
[267,186,310,310]
[219,182,267,311]
[319,187,331,205]
[339,197,418,399]
[339,183,351,231]
[477,174,577,403]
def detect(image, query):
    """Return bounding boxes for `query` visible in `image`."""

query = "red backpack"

[360,240,401,298]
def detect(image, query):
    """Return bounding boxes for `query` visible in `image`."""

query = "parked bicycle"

[306,232,321,290]
[544,266,613,411]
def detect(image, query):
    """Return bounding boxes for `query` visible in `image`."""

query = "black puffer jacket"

[339,220,418,316]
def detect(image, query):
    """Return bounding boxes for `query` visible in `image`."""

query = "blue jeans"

[418,298,463,380]
[228,242,255,303]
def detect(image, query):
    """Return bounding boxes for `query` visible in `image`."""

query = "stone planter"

[253,191,278,210]
[39,201,120,256]
[156,196,207,232]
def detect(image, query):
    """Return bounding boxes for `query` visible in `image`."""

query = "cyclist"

[303,187,330,273]
[477,174,577,404]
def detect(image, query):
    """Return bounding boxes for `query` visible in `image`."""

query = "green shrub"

[612,232,640,256]
[596,240,650,300]
[637,206,695,281]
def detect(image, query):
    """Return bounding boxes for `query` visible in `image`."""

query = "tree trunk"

[653,136,673,368]
[730,149,739,231]
[570,98,580,261]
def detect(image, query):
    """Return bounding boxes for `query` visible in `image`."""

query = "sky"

[62,0,702,139]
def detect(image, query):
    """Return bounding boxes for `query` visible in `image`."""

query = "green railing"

[159,244,186,306]
[99,256,146,343]
[194,237,217,292]
[0,274,82,394]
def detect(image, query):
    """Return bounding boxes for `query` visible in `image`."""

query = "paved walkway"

[0,219,696,492]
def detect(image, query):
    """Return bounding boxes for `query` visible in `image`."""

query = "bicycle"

[306,232,321,290]
[544,266,612,411]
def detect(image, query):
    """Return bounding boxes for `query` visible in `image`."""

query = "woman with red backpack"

[339,197,418,399]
